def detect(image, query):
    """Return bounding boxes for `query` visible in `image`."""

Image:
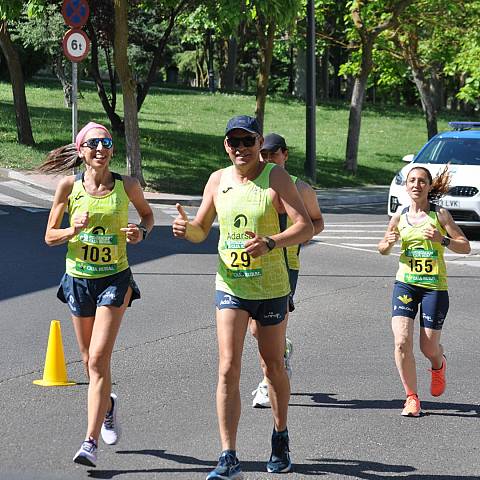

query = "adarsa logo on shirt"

[227,232,250,240]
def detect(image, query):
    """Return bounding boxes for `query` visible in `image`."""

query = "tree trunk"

[293,47,306,100]
[344,39,373,174]
[411,68,437,139]
[430,64,445,112]
[53,55,72,107]
[87,22,124,135]
[255,17,275,133]
[345,75,367,174]
[223,36,237,91]
[136,6,179,111]
[113,0,145,186]
[319,45,329,100]
[0,22,35,146]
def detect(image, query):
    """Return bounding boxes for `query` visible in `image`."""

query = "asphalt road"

[1,180,480,480]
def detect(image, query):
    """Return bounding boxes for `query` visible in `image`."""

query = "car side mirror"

[402,154,414,163]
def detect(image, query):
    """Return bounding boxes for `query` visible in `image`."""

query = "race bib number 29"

[224,240,262,278]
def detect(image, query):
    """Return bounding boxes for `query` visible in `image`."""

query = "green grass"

[0,79,473,194]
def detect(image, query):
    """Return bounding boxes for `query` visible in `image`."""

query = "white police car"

[388,122,480,229]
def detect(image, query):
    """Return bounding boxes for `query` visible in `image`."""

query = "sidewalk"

[0,167,389,207]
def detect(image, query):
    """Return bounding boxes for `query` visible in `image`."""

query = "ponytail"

[37,143,83,174]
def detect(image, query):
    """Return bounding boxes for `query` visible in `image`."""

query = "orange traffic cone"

[33,320,75,386]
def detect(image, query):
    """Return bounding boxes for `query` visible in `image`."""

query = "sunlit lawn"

[0,79,469,193]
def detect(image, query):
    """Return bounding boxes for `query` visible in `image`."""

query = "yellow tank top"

[66,172,130,278]
[215,164,290,299]
[396,206,448,290]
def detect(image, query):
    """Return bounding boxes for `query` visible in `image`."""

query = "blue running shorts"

[215,290,289,326]
[57,268,141,317]
[392,280,449,330]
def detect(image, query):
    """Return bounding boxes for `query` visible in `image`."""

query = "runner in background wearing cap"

[173,115,313,479]
[39,122,154,467]
[251,133,324,408]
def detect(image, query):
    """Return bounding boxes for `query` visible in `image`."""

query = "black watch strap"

[265,236,276,251]
[441,236,450,247]
[137,224,148,240]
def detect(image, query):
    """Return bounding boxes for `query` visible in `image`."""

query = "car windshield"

[414,138,480,165]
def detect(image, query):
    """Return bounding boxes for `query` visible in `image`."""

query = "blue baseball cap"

[262,133,287,151]
[225,115,262,136]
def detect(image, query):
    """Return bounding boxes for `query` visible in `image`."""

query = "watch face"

[267,238,275,250]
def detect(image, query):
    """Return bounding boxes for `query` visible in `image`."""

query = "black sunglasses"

[82,137,113,149]
[226,136,257,148]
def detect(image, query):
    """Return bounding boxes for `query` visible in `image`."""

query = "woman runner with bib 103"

[378,166,470,417]
[40,122,153,466]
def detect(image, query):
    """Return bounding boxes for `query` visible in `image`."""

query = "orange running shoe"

[401,394,421,417]
[430,355,447,397]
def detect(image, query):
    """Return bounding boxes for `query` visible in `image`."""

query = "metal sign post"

[61,0,90,144]
[71,62,78,142]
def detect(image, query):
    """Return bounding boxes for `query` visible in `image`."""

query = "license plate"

[438,199,460,208]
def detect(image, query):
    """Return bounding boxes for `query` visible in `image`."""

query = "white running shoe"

[101,393,120,445]
[252,381,270,408]
[284,338,293,379]
[73,438,97,467]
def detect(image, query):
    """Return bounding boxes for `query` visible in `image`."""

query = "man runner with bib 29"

[173,115,313,479]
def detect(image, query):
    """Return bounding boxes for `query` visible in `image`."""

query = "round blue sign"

[62,0,90,28]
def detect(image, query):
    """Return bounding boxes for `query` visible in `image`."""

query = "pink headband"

[75,122,112,152]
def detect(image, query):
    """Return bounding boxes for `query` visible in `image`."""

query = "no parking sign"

[62,0,90,28]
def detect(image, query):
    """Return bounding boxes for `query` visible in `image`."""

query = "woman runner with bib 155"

[378,166,470,417]
[39,122,154,466]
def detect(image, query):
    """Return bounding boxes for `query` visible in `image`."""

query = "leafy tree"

[113,0,144,185]
[14,4,72,106]
[129,0,193,110]
[392,0,463,139]
[443,0,480,109]
[343,0,413,174]
[0,0,35,145]
[248,0,302,131]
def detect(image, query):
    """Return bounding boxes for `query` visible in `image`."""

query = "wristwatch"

[137,224,148,240]
[441,236,450,247]
[265,236,276,251]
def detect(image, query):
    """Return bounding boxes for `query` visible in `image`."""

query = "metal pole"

[72,61,78,142]
[304,0,316,183]
[71,61,79,173]
[207,29,215,93]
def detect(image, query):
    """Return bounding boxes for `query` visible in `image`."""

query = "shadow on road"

[290,392,480,418]
[1,213,219,302]
[86,450,478,478]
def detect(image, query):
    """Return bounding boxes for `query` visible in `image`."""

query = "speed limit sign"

[62,28,90,62]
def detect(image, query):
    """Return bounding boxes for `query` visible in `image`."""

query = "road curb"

[0,168,389,208]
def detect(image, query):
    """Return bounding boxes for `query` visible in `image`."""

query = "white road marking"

[3,181,53,202]
[0,192,32,207]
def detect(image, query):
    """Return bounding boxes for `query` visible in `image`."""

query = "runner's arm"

[172,171,219,243]
[269,166,313,247]
[45,176,77,246]
[297,180,324,235]
[122,176,154,243]
[436,208,471,254]
[378,214,400,255]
